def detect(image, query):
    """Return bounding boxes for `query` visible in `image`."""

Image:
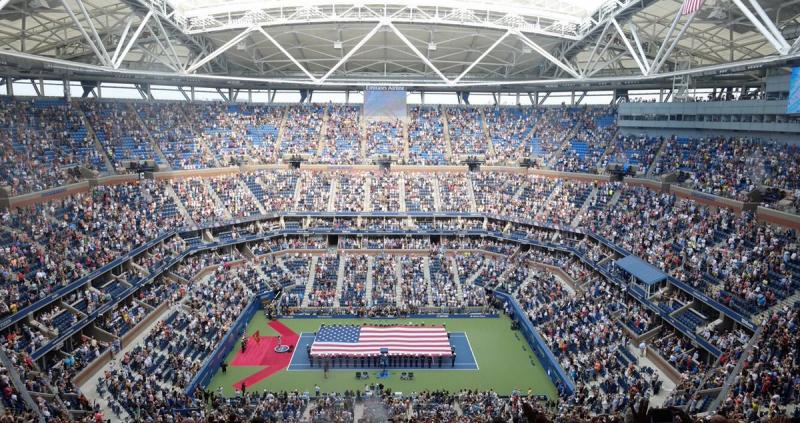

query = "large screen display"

[788,67,800,113]
[364,87,406,119]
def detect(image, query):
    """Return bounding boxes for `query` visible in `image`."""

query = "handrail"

[0,232,175,331]
[707,324,764,412]
[0,348,45,423]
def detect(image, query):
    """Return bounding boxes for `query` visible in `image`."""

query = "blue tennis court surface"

[288,332,478,371]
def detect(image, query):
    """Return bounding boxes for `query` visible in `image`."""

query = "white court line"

[456,332,479,371]
[285,332,309,370]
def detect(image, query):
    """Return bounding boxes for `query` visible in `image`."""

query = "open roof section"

[0,0,798,89]
[166,0,609,27]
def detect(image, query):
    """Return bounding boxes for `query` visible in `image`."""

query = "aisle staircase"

[440,108,455,162]
[75,104,116,173]
[423,256,434,306]
[201,179,233,220]
[365,256,375,305]
[300,256,319,307]
[478,108,497,160]
[448,256,465,303]
[334,255,347,304]
[127,103,171,168]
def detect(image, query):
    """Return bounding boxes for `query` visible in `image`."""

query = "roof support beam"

[186,27,254,74]
[648,10,682,75]
[581,22,611,76]
[153,16,185,70]
[453,30,511,84]
[387,22,452,84]
[256,27,318,83]
[611,18,648,75]
[59,0,111,66]
[588,52,626,77]
[585,32,617,76]
[513,31,580,79]
[317,22,384,83]
[111,19,133,65]
[0,0,10,12]
[650,10,698,75]
[628,22,650,72]
[791,33,800,54]
[178,86,191,101]
[114,10,153,69]
[731,0,790,54]
[74,0,112,65]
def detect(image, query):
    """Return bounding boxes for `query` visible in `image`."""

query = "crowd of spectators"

[2,148,800,421]
[366,119,404,159]
[446,107,487,157]
[280,104,324,156]
[5,98,800,217]
[321,105,361,164]
[0,98,104,194]
[408,106,446,164]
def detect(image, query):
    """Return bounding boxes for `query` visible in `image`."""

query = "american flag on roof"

[310,325,453,357]
[680,0,705,15]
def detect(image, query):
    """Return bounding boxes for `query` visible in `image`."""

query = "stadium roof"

[0,0,799,90]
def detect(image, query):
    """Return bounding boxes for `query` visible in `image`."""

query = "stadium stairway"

[75,104,116,174]
[81,299,189,421]
[487,259,515,290]
[646,138,670,176]
[397,176,407,212]
[327,178,338,212]
[128,103,171,169]
[571,185,599,227]
[431,177,443,211]
[176,105,219,167]
[401,119,410,162]
[200,178,233,220]
[423,256,434,306]
[477,108,497,160]
[239,178,268,215]
[439,108,455,161]
[600,188,623,210]
[0,348,52,417]
[292,176,304,210]
[362,177,372,212]
[301,256,319,307]
[364,256,375,304]
[754,288,800,323]
[273,107,290,159]
[273,256,308,287]
[534,186,563,222]
[333,255,347,305]
[546,119,584,168]
[511,180,529,201]
[359,116,368,162]
[394,257,404,301]
[163,184,197,228]
[316,107,330,159]
[447,256,465,302]
[465,176,479,213]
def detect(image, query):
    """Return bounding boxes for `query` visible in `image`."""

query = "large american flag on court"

[310,325,453,357]
[680,0,704,15]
